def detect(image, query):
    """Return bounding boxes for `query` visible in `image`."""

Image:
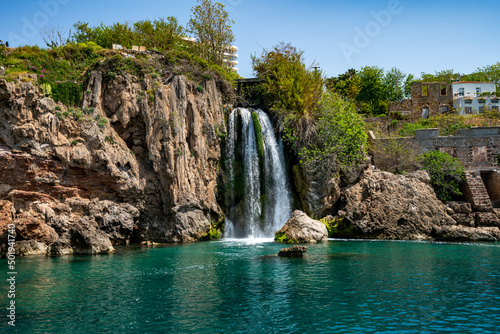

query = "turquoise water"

[2,239,500,333]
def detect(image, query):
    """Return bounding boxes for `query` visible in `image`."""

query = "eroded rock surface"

[330,167,500,241]
[275,210,328,243]
[0,62,226,256]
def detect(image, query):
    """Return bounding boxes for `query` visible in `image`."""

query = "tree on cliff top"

[188,0,235,67]
[72,17,184,50]
[251,42,324,146]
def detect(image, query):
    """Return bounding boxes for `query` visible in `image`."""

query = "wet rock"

[275,210,328,243]
[432,226,500,242]
[47,219,114,256]
[15,240,48,256]
[277,245,308,257]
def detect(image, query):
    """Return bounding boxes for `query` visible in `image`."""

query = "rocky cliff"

[0,63,227,256]
[327,167,500,241]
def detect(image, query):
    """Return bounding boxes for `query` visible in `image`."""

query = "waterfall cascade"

[225,108,292,238]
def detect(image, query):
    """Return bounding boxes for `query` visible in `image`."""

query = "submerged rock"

[275,210,328,243]
[277,245,308,257]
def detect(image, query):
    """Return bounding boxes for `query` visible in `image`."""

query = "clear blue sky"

[1,0,499,78]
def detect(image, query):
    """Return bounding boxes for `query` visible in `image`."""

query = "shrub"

[98,117,108,128]
[418,150,465,202]
[299,92,367,177]
[372,137,421,174]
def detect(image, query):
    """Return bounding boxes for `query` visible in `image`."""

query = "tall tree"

[357,66,387,115]
[420,69,461,83]
[383,67,407,102]
[188,0,235,66]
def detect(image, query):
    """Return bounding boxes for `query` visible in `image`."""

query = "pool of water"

[2,239,500,333]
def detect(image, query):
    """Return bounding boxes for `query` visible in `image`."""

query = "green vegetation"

[251,112,264,162]
[0,43,102,105]
[98,117,108,128]
[395,114,500,137]
[326,66,414,116]
[418,151,465,202]
[299,93,367,176]
[371,137,421,174]
[0,1,239,109]
[72,17,184,50]
[252,42,323,121]
[274,231,290,243]
[200,220,223,241]
[188,0,235,67]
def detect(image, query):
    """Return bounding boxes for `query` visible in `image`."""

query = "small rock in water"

[277,245,308,258]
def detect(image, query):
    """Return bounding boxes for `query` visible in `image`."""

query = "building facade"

[452,82,498,115]
[410,82,453,117]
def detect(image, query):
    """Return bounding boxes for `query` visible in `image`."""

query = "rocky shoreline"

[1,69,499,258]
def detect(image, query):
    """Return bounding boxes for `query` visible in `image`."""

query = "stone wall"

[410,82,453,116]
[369,127,500,169]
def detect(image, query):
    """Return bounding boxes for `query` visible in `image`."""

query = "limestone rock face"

[431,226,500,242]
[275,210,328,243]
[0,62,227,256]
[335,168,456,240]
[331,167,500,241]
[15,240,48,256]
[47,219,114,256]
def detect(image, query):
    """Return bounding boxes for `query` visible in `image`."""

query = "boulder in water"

[277,245,308,257]
[275,210,328,243]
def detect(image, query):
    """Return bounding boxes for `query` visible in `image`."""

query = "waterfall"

[225,108,292,238]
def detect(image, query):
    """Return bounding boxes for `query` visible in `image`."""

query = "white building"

[452,81,498,115]
[181,37,238,72]
[222,45,238,72]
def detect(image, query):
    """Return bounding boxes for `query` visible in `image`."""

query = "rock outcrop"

[275,210,328,243]
[0,59,227,256]
[277,245,308,257]
[330,167,500,241]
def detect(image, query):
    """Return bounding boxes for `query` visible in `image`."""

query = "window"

[493,106,499,111]
[478,99,486,104]
[458,87,464,96]
[422,85,428,97]
[476,87,481,95]
[479,106,485,113]
[492,99,499,103]
[465,99,473,104]
[465,107,473,114]
[440,84,447,96]
[440,105,449,113]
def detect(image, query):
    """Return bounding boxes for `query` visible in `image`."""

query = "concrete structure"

[452,82,498,115]
[181,37,238,72]
[222,45,238,72]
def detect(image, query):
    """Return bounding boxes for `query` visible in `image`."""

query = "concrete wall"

[451,82,496,97]
[369,127,500,170]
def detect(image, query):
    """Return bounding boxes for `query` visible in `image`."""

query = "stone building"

[410,82,453,117]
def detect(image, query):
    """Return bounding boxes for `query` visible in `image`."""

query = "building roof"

[452,81,495,84]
